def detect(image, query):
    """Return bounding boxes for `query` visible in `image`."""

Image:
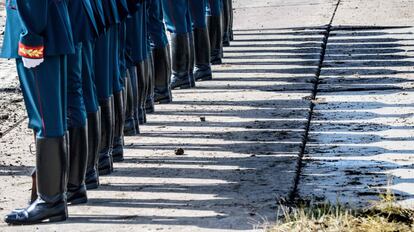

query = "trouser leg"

[222,0,231,46]
[5,56,69,225]
[136,61,146,124]
[94,30,114,176]
[207,0,223,64]
[67,43,88,204]
[153,44,172,103]
[145,53,156,113]
[81,40,101,189]
[162,0,192,89]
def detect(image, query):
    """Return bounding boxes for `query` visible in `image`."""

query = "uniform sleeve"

[15,0,48,59]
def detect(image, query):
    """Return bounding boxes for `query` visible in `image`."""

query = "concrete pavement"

[0,0,414,231]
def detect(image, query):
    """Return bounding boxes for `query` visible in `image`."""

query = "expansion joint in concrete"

[288,0,342,203]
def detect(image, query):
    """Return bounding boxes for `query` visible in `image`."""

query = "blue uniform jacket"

[101,0,120,27]
[68,0,99,43]
[1,0,74,59]
[117,0,130,20]
[90,0,106,35]
[125,3,146,64]
[126,0,143,14]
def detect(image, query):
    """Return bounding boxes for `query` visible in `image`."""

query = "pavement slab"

[0,0,338,231]
[298,0,414,209]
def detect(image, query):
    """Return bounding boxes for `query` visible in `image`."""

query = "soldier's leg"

[228,0,235,42]
[145,51,156,113]
[82,40,102,190]
[148,0,172,104]
[124,65,139,135]
[162,0,192,90]
[5,56,69,225]
[206,0,223,64]
[112,23,126,162]
[94,30,114,176]
[66,43,89,205]
[187,9,196,88]
[137,59,147,124]
[119,20,137,137]
[222,0,231,46]
[125,13,141,134]
[189,0,213,81]
[141,2,154,117]
[135,3,149,124]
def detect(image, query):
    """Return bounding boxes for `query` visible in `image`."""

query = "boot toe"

[5,211,28,225]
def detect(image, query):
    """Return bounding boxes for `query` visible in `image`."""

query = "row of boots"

[4,94,123,224]
[4,3,234,225]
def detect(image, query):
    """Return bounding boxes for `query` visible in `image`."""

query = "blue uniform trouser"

[147,0,168,48]
[126,3,147,63]
[161,0,191,34]
[189,0,207,28]
[119,22,127,80]
[16,56,67,138]
[94,28,113,100]
[142,1,150,60]
[82,40,99,114]
[111,24,124,94]
[186,7,192,33]
[206,0,222,16]
[67,43,87,128]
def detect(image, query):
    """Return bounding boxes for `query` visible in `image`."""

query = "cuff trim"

[18,42,44,59]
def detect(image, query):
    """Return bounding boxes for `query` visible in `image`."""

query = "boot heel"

[158,98,172,104]
[86,181,99,190]
[181,84,191,89]
[173,83,191,89]
[69,197,88,205]
[113,155,124,162]
[48,214,67,222]
[99,166,111,176]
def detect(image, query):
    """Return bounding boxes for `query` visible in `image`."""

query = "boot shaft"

[208,16,223,51]
[153,45,172,93]
[113,91,125,139]
[68,126,88,191]
[193,27,211,66]
[86,110,101,172]
[170,33,191,75]
[98,98,114,155]
[36,135,68,202]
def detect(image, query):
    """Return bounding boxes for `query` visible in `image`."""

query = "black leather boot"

[124,74,138,136]
[193,28,213,81]
[113,90,125,162]
[30,168,37,204]
[153,45,172,104]
[188,32,196,88]
[222,0,231,47]
[67,126,88,205]
[145,54,156,113]
[166,44,172,78]
[229,0,234,41]
[170,33,192,89]
[85,110,101,190]
[127,67,141,133]
[136,61,147,124]
[109,96,115,169]
[207,16,223,65]
[98,98,114,176]
[5,136,69,225]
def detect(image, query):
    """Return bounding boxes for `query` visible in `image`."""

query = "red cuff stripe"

[18,42,44,59]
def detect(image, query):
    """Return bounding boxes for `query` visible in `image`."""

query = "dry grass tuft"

[268,190,414,232]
